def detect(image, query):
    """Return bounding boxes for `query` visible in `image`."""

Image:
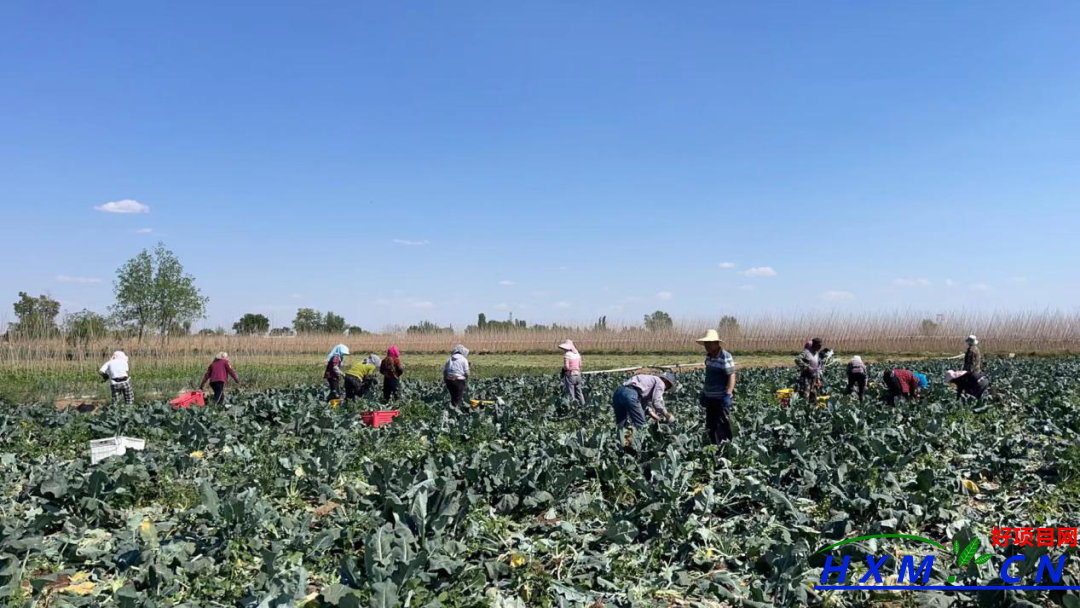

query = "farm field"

[2,357,1079,606]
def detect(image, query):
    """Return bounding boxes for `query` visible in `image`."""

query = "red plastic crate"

[361,410,400,428]
[170,391,206,409]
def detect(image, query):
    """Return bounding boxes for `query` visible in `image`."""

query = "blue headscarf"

[914,373,928,389]
[327,344,350,363]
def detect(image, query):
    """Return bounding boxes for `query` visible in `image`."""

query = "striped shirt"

[703,350,736,398]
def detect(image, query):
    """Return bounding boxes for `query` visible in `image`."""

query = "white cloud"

[741,266,777,277]
[656,291,673,301]
[944,279,956,288]
[136,227,153,234]
[55,275,103,284]
[498,280,515,286]
[554,301,572,309]
[392,239,430,246]
[893,278,931,288]
[95,199,149,214]
[970,283,991,292]
[738,284,756,291]
[820,290,854,301]
[718,262,736,270]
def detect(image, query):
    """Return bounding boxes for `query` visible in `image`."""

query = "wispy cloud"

[738,284,756,291]
[893,278,931,288]
[136,227,153,234]
[741,266,777,277]
[392,239,430,246]
[970,283,991,292]
[656,291,673,301]
[55,275,103,284]
[944,279,956,288]
[820,290,854,301]
[498,280,515,286]
[554,301,572,309]
[406,298,435,309]
[95,199,149,214]
[718,262,736,270]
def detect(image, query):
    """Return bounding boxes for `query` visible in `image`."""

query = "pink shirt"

[563,351,582,372]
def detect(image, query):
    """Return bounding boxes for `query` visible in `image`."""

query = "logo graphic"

[814,533,1079,591]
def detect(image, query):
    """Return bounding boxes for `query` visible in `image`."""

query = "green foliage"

[1,357,1078,605]
[719,315,740,334]
[63,309,109,346]
[8,291,61,338]
[293,308,323,333]
[643,310,673,331]
[407,320,453,334]
[233,313,271,335]
[111,243,208,340]
[323,311,346,334]
[920,318,941,336]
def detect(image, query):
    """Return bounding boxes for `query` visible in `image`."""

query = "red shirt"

[325,355,343,380]
[891,369,918,395]
[201,359,239,387]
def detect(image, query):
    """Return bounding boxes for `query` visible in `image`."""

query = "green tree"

[293,308,324,333]
[345,325,366,335]
[594,316,608,332]
[9,291,62,338]
[323,311,346,334]
[63,309,108,346]
[719,315,740,334]
[233,313,271,335]
[477,313,488,329]
[407,320,453,334]
[111,243,207,341]
[269,327,295,337]
[644,310,674,331]
[920,318,940,336]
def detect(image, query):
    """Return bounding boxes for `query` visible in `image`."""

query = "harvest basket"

[89,436,146,464]
[362,410,400,428]
[170,391,205,409]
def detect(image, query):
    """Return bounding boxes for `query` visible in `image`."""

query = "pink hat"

[387,346,401,358]
[558,340,578,353]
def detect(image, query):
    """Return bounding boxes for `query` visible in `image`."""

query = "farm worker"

[696,329,736,444]
[883,368,922,406]
[558,340,586,406]
[612,372,677,428]
[324,344,350,402]
[444,344,470,407]
[199,352,241,405]
[844,355,868,403]
[946,369,991,403]
[343,354,380,404]
[380,346,405,403]
[794,338,824,403]
[963,335,982,373]
[99,351,133,405]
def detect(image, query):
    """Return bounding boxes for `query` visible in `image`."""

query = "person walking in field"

[324,344,350,402]
[612,372,677,428]
[199,352,241,405]
[343,354,380,404]
[696,329,736,444]
[444,344,470,408]
[963,335,982,374]
[795,338,824,403]
[946,369,991,403]
[845,355,868,403]
[99,350,134,405]
[883,368,926,405]
[559,340,586,406]
[380,346,405,403]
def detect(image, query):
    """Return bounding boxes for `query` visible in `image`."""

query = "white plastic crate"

[89,436,146,464]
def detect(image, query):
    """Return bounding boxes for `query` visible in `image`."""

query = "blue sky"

[1,2,1078,331]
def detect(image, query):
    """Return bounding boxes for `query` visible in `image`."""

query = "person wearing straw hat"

[199,352,241,405]
[963,335,982,374]
[696,329,736,444]
[612,372,677,427]
[558,340,586,406]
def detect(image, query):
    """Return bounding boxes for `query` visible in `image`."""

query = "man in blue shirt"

[697,329,736,444]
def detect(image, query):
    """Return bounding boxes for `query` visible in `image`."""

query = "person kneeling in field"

[697,329,735,444]
[199,352,241,405]
[883,368,926,405]
[946,369,990,403]
[100,350,134,405]
[612,372,677,428]
[344,354,380,404]
[444,344,471,407]
[845,356,868,403]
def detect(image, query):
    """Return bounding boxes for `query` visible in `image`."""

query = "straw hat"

[661,371,679,391]
[558,340,576,351]
[695,329,723,343]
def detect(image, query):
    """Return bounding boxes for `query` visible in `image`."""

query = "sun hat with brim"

[695,329,723,343]
[661,371,679,391]
[558,340,576,351]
